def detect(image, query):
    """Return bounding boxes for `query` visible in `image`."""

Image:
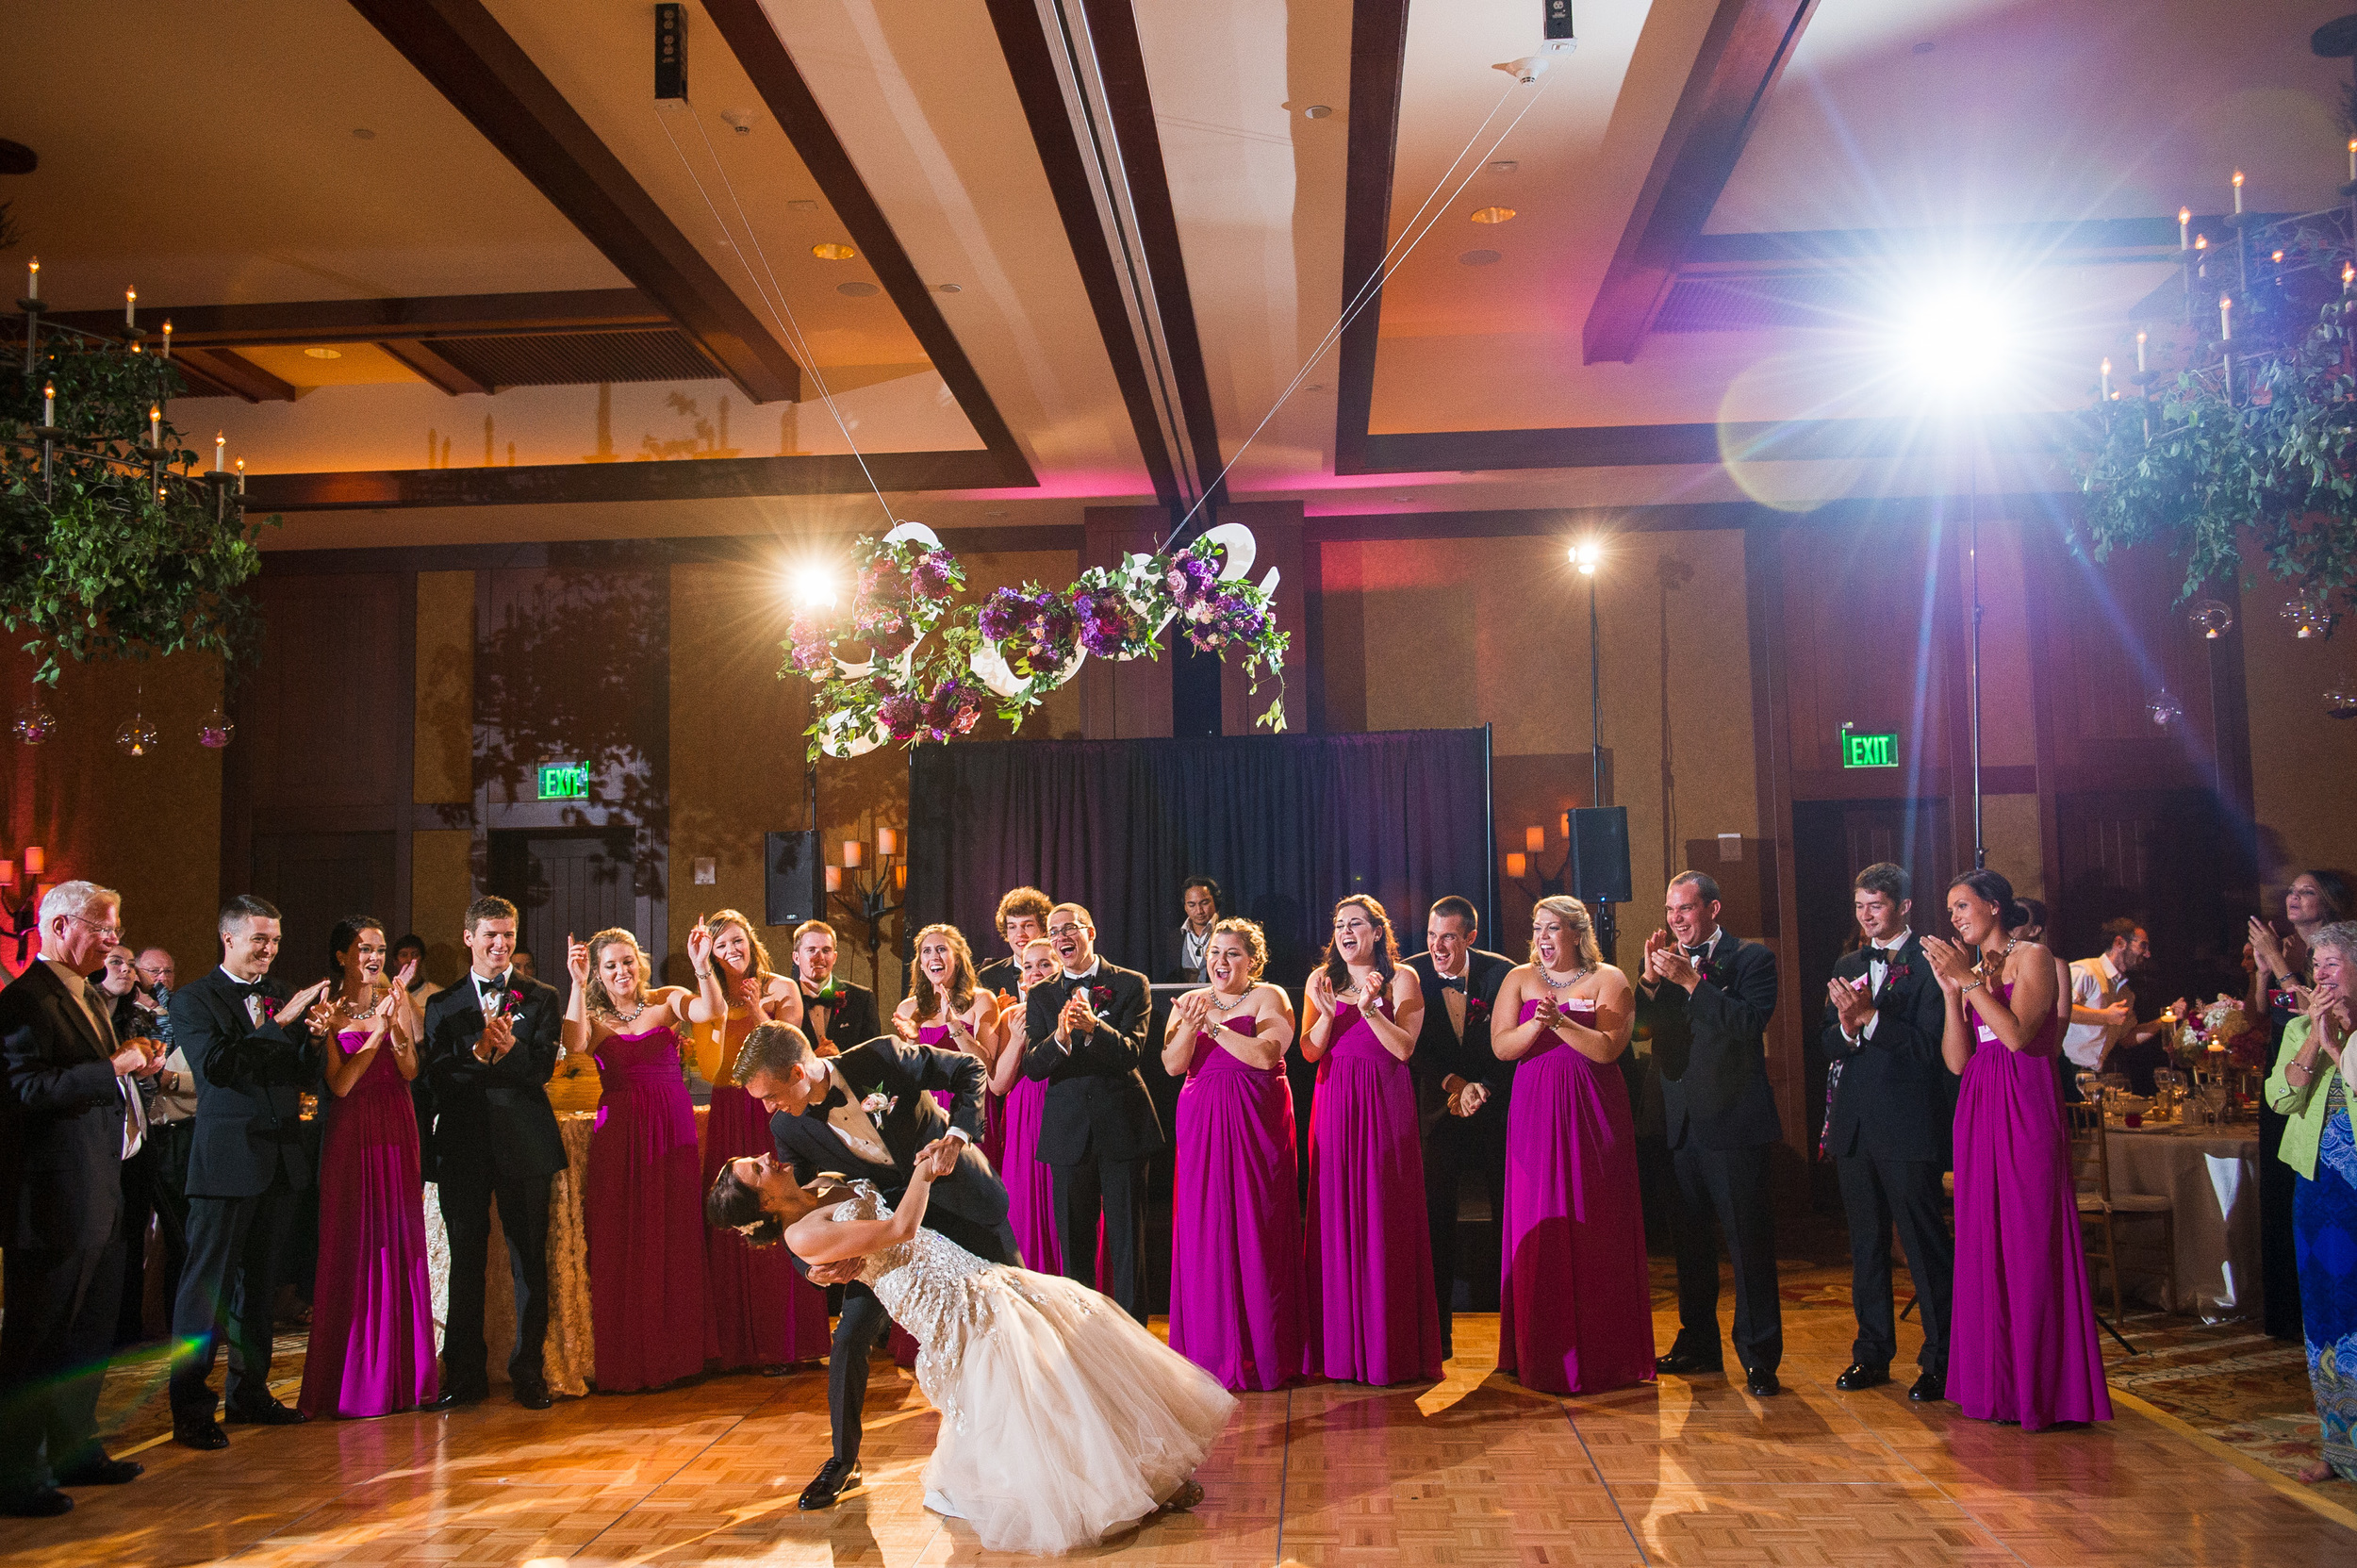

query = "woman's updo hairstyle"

[1947,869,2028,933]
[1209,916,1269,982]
[704,1164,783,1247]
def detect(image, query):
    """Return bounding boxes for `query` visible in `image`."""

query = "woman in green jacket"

[2266,920,2357,1485]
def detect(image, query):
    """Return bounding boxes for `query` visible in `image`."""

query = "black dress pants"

[1421,1102,1505,1350]
[1052,1155,1150,1322]
[827,1284,892,1464]
[1667,1142,1783,1375]
[0,1242,124,1496]
[170,1168,296,1423]
[1835,1151,1953,1372]
[437,1167,552,1395]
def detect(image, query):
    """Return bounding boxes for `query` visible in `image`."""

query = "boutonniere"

[1883,962,1911,982]
[504,988,524,1015]
[1090,984,1114,1007]
[860,1090,898,1118]
[1464,995,1492,1024]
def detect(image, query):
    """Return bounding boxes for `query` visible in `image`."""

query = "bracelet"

[1960,980,1983,995]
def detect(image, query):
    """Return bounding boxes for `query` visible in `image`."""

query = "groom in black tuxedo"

[417,896,566,1411]
[740,1021,1013,1510]
[1636,871,1786,1396]
[1402,895,1514,1357]
[1821,863,1954,1403]
[167,896,330,1448]
[1023,902,1161,1324]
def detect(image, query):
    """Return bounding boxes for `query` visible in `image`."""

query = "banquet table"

[424,1101,711,1397]
[2102,1118,2263,1322]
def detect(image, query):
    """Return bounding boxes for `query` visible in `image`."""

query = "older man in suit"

[1638,871,1785,1396]
[1402,895,1514,1357]
[418,895,566,1411]
[1024,902,1161,1323]
[1821,863,1954,1402]
[166,896,331,1449]
[0,882,158,1514]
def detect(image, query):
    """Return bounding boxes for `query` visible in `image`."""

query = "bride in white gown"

[714,1145,1237,1555]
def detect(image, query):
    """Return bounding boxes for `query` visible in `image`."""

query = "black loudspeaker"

[1567,807,1633,904]
[765,830,823,927]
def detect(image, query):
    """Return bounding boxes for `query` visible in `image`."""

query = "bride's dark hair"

[705,1165,783,1248]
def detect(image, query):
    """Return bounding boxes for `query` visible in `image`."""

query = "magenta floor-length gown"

[701,1080,830,1371]
[1498,998,1656,1395]
[1001,1070,1063,1272]
[1303,995,1443,1384]
[1168,1017,1304,1391]
[299,1034,438,1419]
[586,1025,707,1392]
[1951,979,2114,1428]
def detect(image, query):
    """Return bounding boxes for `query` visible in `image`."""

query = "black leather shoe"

[1655,1348,1724,1377]
[414,1393,464,1412]
[55,1457,141,1486]
[173,1421,230,1451]
[440,1385,490,1407]
[0,1488,73,1518]
[224,1400,308,1427]
[1745,1367,1782,1396]
[798,1457,864,1510]
[514,1382,553,1411]
[1835,1362,1889,1392]
[1907,1370,1947,1403]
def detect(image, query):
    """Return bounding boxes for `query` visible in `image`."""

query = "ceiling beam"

[40,289,666,347]
[345,0,802,403]
[376,338,492,395]
[246,448,1015,511]
[1581,0,1819,365]
[173,347,297,404]
[1332,0,1412,480]
[700,0,1035,490]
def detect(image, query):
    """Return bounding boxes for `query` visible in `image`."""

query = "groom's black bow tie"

[1438,976,1467,993]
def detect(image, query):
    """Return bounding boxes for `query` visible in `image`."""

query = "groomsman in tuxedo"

[1638,871,1786,1395]
[974,885,1052,996]
[419,897,566,1410]
[0,883,157,1512]
[1821,863,1954,1402]
[790,921,879,1055]
[1023,902,1162,1322]
[167,897,330,1448]
[1402,895,1513,1356]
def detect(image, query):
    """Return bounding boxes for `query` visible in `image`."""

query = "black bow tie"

[480,974,510,995]
[1683,946,1708,959]
[1438,976,1467,993]
[1867,947,1900,960]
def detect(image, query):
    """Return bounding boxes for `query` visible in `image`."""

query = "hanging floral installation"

[781,521,1287,757]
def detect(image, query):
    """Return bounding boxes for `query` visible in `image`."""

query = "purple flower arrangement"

[979,586,1077,680]
[1071,580,1149,658]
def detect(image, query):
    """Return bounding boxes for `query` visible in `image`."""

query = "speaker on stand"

[1568,805,1633,959]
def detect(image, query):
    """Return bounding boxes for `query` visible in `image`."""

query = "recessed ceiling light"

[352,127,375,140]
[1913,40,1936,54]
[837,281,880,297]
[788,199,818,212]
[812,242,857,260]
[984,509,1008,520]
[1470,206,1516,224]
[304,346,343,359]
[936,283,963,293]
[1488,159,1517,173]
[1302,105,1332,119]
[1306,383,1330,391]
[1459,249,1503,267]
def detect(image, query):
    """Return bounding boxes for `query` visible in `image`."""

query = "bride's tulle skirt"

[909,1265,1237,1555]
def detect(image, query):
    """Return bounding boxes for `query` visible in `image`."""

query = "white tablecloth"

[2102,1121,2263,1322]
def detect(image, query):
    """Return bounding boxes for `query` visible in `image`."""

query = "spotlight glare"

[1571,538,1602,576]
[788,564,837,609]
[1894,285,2018,400]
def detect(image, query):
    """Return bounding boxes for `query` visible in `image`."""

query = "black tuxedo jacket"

[974,955,1021,997]
[1021,961,1163,1163]
[767,1036,1012,1253]
[1402,949,1515,1130]
[1635,931,1783,1151]
[803,981,882,1055]
[169,967,318,1199]
[419,972,567,1187]
[0,962,131,1250]
[1820,935,1953,1164]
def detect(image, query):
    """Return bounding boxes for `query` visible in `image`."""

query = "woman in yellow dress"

[690,909,828,1373]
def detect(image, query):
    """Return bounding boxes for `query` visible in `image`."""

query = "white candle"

[825,865,842,893]
[2348,140,2353,181]
[41,381,54,425]
[214,432,224,472]
[2101,359,2112,399]
[160,320,172,358]
[842,840,863,869]
[234,457,245,494]
[25,257,36,301]
[876,827,898,856]
[2178,207,2190,249]
[2219,293,2233,339]
[2344,263,2353,295]
[149,405,160,447]
[124,287,136,327]
[2232,170,2244,214]
[2135,330,2148,371]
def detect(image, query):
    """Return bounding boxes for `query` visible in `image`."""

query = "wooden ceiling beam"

[376,338,492,396]
[246,448,1014,510]
[1581,0,1819,365]
[346,0,802,403]
[173,347,297,404]
[40,289,665,347]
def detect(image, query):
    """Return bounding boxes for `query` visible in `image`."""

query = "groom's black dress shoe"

[799,1457,863,1510]
[1745,1367,1782,1397]
[1655,1348,1722,1377]
[173,1421,229,1451]
[514,1381,553,1411]
[1908,1370,1946,1403]
[224,1400,307,1427]
[1835,1362,1889,1392]
[56,1457,141,1486]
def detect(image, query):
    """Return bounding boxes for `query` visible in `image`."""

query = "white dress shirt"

[2061,953,2129,1070]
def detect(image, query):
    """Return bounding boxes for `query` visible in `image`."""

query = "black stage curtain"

[906,728,1495,986]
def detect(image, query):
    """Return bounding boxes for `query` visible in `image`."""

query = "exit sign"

[1841,731,1900,769]
[537,762,589,800]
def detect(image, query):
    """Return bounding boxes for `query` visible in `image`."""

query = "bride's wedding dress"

[832,1182,1236,1554]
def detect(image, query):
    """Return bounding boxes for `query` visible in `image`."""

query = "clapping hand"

[1059,992,1096,1041]
[274,979,331,1029]
[1651,945,1700,993]
[394,955,420,993]
[890,1010,920,1042]
[477,1010,517,1064]
[1640,929,1674,986]
[1173,990,1211,1033]
[1828,974,1875,1035]
[2249,917,2286,980]
[1306,968,1336,1015]
[1919,935,1976,995]
[1532,990,1563,1031]
[686,921,715,977]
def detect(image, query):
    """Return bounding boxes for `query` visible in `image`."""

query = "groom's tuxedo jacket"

[768,1036,1014,1259]
[1819,933,1952,1165]
[417,972,567,1188]
[169,967,319,1199]
[1020,961,1163,1164]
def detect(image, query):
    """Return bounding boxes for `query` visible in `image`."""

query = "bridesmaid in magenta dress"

[1164,918,1303,1390]
[892,923,1003,1115]
[687,912,827,1373]
[1925,870,2113,1429]
[1489,897,1655,1395]
[996,937,1086,1273]
[1301,895,1442,1384]
[300,918,437,1419]
[564,929,708,1393]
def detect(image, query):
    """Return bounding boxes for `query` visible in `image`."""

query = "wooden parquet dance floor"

[4,1304,2351,1568]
